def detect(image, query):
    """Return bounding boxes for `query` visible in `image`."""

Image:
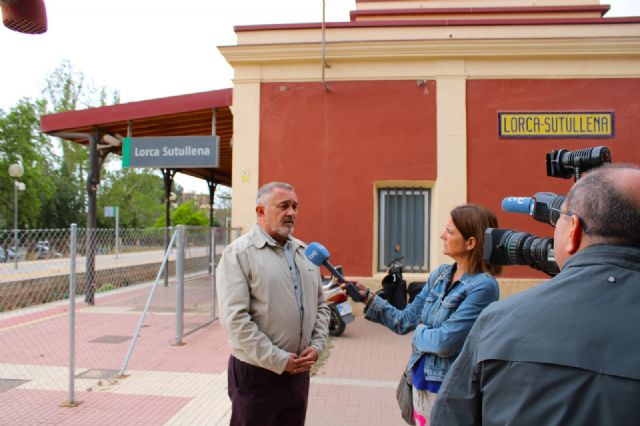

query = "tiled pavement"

[0,278,412,425]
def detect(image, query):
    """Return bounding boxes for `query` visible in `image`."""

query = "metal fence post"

[174,225,185,346]
[115,207,120,259]
[63,224,80,407]
[211,227,217,322]
[207,225,212,275]
[85,227,96,305]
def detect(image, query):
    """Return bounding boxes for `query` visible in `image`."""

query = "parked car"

[35,240,50,259]
[0,246,16,262]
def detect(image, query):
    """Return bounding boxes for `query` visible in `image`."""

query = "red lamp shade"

[1,0,47,34]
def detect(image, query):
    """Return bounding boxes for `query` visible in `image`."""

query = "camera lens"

[484,228,560,276]
[546,146,611,179]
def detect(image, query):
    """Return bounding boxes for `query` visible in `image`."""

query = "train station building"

[42,0,640,289]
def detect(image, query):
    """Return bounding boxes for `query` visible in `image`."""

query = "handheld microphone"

[304,242,364,302]
[501,193,566,226]
[501,197,534,215]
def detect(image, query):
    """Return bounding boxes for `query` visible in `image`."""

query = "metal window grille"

[378,189,430,272]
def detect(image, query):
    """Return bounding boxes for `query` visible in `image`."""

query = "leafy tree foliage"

[40,60,122,225]
[0,99,55,229]
[173,202,209,226]
[41,61,89,189]
[1,60,215,232]
[39,161,86,228]
[0,60,125,230]
[97,170,165,228]
[154,200,209,227]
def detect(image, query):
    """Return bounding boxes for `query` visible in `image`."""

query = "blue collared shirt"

[284,240,302,308]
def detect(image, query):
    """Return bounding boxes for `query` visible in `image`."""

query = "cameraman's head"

[553,164,640,269]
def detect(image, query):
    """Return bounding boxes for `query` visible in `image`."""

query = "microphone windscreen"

[304,242,330,266]
[501,197,534,215]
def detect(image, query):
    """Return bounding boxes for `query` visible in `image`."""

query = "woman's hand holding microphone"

[340,281,375,305]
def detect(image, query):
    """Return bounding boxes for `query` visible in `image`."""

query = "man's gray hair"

[256,182,295,205]
[565,163,640,246]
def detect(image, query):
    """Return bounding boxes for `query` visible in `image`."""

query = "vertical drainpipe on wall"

[321,0,329,92]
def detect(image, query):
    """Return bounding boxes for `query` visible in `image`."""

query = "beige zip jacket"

[216,224,330,374]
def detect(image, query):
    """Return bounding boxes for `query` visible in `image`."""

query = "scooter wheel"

[328,305,346,337]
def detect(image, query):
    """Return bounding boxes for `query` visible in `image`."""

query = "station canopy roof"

[40,88,233,187]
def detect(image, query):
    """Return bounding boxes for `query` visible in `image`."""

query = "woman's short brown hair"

[450,204,502,276]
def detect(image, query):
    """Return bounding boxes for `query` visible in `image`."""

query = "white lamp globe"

[8,163,24,178]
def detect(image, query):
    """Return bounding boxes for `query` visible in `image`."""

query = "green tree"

[37,60,121,228]
[39,161,85,228]
[154,201,209,227]
[98,170,165,228]
[0,99,55,229]
[173,202,208,226]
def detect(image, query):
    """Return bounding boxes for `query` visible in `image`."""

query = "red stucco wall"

[260,81,437,276]
[467,78,640,278]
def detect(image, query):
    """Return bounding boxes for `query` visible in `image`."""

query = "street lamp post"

[8,163,24,269]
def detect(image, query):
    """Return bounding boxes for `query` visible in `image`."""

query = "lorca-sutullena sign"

[498,112,614,138]
[122,136,220,168]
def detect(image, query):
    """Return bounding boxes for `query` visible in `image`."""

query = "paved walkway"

[0,275,412,425]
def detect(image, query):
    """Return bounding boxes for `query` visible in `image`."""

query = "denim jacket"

[365,263,499,382]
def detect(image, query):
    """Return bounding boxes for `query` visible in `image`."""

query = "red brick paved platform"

[0,277,412,425]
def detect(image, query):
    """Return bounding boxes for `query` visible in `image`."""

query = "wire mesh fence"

[0,225,240,421]
[0,228,72,312]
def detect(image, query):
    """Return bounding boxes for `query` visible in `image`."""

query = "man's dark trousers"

[228,356,310,426]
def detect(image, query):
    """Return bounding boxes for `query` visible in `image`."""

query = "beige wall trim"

[221,37,640,65]
[498,278,545,299]
[225,57,640,85]
[434,74,467,269]
[355,1,600,11]
[230,81,261,233]
[355,12,604,22]
[234,24,640,46]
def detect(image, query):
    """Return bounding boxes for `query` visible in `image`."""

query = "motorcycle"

[322,266,355,337]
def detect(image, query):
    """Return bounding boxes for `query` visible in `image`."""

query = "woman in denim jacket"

[355,204,501,425]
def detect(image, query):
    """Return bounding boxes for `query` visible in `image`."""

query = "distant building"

[178,192,230,227]
[180,192,208,206]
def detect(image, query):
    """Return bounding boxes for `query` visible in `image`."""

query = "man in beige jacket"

[217,181,330,426]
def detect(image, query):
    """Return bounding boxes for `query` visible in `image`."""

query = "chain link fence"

[0,225,240,419]
[0,228,73,311]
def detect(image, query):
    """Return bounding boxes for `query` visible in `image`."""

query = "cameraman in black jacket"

[432,164,640,426]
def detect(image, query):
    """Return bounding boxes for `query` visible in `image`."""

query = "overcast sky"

[0,0,356,110]
[1,0,638,193]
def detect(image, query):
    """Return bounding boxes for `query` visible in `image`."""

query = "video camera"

[483,146,611,276]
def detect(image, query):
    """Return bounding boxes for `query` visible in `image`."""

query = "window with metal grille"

[378,188,430,272]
